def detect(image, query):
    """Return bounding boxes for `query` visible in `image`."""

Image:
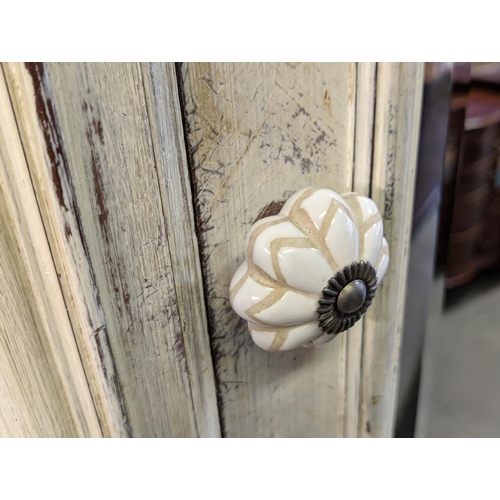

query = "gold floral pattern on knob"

[230,188,389,352]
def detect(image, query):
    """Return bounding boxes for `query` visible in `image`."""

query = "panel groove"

[175,62,227,436]
[139,64,200,437]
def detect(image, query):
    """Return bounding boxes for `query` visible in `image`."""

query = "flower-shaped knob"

[229,188,389,352]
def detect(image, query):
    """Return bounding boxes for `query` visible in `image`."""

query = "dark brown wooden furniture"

[444,81,500,288]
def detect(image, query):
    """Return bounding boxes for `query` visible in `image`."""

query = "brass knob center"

[337,279,367,314]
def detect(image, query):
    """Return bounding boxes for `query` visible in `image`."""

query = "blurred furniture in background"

[396,63,452,437]
[399,62,500,437]
[440,63,500,288]
[416,64,500,437]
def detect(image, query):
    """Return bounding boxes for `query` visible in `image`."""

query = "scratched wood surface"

[3,63,220,437]
[4,63,129,437]
[180,62,356,437]
[0,70,101,437]
[360,63,424,437]
[0,62,421,438]
[180,62,422,437]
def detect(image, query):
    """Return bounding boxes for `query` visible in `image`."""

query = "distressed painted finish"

[0,70,101,437]
[0,62,422,438]
[4,63,129,437]
[180,62,357,437]
[180,62,422,437]
[3,63,219,437]
[359,63,424,437]
[141,63,220,436]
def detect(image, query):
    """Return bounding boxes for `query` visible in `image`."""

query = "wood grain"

[180,62,357,437]
[4,62,129,437]
[0,68,101,437]
[1,61,422,438]
[180,62,422,438]
[141,63,220,437]
[359,63,424,437]
[5,63,220,437]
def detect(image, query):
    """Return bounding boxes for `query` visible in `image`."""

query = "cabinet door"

[179,63,423,437]
[0,62,422,437]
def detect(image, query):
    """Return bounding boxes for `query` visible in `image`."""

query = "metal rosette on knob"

[229,187,389,352]
[317,261,378,335]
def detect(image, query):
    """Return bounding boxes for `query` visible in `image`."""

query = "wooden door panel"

[0,72,101,437]
[3,63,220,437]
[364,63,424,437]
[179,62,423,437]
[179,62,356,438]
[0,62,422,437]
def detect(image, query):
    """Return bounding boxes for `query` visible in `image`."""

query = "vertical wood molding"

[4,62,130,438]
[344,62,378,437]
[140,63,220,437]
[4,63,220,437]
[181,62,422,437]
[180,62,357,437]
[1,61,422,438]
[360,62,424,437]
[0,67,102,437]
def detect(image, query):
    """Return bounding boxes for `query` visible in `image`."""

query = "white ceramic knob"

[229,188,389,352]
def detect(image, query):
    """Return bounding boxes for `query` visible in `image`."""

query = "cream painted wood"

[180,62,422,438]
[345,62,377,437]
[0,70,101,437]
[141,63,220,437]
[4,63,129,438]
[359,63,424,437]
[3,63,220,437]
[181,62,356,437]
[0,62,421,438]
[45,62,219,438]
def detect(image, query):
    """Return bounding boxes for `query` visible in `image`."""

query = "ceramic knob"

[229,188,389,352]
